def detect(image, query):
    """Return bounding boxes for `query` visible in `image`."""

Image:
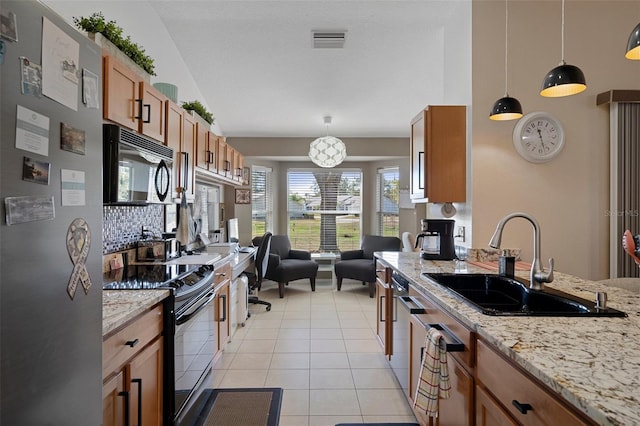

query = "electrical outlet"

[455,226,466,242]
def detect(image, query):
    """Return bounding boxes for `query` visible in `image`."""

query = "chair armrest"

[267,253,281,269]
[339,250,364,261]
[288,249,311,260]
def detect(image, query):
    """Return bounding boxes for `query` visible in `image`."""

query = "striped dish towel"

[413,327,451,418]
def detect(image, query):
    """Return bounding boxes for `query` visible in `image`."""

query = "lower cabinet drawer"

[103,305,163,378]
[476,340,588,426]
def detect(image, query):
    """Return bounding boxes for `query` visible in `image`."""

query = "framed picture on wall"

[235,188,251,204]
[242,166,250,185]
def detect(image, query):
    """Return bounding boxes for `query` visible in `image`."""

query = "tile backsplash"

[103,205,164,254]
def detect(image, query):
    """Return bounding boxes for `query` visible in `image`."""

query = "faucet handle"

[546,257,554,282]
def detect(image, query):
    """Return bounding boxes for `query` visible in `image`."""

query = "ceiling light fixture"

[490,0,523,121]
[308,116,347,168]
[626,21,640,59]
[540,0,586,97]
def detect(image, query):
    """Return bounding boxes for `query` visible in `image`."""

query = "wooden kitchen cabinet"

[128,338,163,426]
[103,54,167,143]
[102,371,125,426]
[408,300,474,426]
[476,340,590,426]
[410,105,466,203]
[475,385,518,426]
[166,103,196,201]
[214,261,232,358]
[375,261,393,357]
[216,138,234,179]
[102,304,164,426]
[196,130,218,173]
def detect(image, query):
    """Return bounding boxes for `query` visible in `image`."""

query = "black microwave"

[103,124,174,204]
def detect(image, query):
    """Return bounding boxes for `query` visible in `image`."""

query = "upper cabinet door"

[139,82,167,143]
[409,105,466,203]
[103,54,138,130]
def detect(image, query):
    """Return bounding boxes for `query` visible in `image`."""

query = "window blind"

[287,169,362,252]
[377,167,400,236]
[251,166,273,237]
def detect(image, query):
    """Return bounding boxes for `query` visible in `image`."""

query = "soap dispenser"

[498,250,515,277]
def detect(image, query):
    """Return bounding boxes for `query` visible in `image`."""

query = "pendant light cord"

[561,0,565,64]
[504,0,509,96]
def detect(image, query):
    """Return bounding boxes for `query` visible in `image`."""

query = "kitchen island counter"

[103,290,171,335]
[376,251,640,426]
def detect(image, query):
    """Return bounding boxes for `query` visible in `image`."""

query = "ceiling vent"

[312,31,346,48]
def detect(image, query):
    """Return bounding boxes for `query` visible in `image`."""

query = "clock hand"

[537,129,547,150]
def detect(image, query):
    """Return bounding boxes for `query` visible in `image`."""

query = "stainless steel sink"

[423,273,627,317]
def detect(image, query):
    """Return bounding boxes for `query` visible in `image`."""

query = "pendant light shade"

[626,22,640,60]
[490,96,523,121]
[540,62,586,97]
[489,0,523,121]
[540,0,586,98]
[308,116,347,168]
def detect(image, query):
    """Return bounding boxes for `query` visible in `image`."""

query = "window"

[251,166,273,236]
[377,167,399,236]
[287,169,362,253]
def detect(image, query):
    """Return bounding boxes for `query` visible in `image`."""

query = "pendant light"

[626,22,640,59]
[308,116,347,168]
[540,0,586,97]
[490,0,523,121]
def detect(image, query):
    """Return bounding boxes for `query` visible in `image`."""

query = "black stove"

[103,262,215,305]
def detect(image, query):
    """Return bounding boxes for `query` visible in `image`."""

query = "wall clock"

[512,112,565,163]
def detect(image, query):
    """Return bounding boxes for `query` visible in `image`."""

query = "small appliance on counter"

[415,219,456,260]
[136,238,180,262]
[206,242,239,254]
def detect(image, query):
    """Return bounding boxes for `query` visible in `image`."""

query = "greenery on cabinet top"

[181,100,215,125]
[73,12,156,76]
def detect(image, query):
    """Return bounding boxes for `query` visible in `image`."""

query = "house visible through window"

[287,169,362,253]
[377,167,399,236]
[251,166,273,236]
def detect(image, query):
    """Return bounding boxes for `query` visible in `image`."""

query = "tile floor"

[209,277,419,426]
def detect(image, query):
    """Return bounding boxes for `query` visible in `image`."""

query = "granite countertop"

[103,290,171,336]
[376,251,640,426]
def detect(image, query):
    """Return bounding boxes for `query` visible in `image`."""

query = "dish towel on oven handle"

[413,326,451,418]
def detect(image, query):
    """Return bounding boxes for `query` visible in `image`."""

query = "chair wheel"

[266,306,271,311]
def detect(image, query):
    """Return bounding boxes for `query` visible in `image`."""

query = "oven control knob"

[170,279,184,289]
[198,265,213,274]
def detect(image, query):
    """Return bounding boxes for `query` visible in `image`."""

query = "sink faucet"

[488,212,554,290]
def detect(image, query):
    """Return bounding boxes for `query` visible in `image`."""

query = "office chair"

[247,232,272,312]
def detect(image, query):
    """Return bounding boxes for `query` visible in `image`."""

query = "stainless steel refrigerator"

[1,1,103,424]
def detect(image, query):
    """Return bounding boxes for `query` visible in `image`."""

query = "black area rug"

[182,388,283,426]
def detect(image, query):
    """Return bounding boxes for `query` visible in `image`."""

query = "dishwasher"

[389,272,422,397]
[390,272,465,399]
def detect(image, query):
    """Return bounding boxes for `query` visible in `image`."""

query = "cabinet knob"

[512,400,533,414]
[125,339,139,348]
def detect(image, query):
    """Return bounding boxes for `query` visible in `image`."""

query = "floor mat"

[184,388,283,426]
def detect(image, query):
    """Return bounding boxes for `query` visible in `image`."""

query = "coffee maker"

[415,219,456,260]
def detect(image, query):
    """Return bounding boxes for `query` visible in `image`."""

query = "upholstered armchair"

[253,234,319,298]
[334,235,402,297]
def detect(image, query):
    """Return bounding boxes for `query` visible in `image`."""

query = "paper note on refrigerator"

[61,169,85,206]
[15,105,49,156]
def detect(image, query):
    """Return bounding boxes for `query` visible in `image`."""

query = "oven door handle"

[176,290,216,325]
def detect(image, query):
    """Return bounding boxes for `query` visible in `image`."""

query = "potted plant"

[73,12,156,76]
[181,100,215,125]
